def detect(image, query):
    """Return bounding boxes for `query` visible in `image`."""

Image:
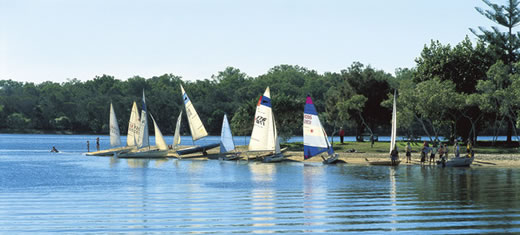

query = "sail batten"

[181,85,208,142]
[303,95,333,159]
[109,103,122,147]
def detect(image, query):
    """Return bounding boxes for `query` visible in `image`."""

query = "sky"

[0,0,496,83]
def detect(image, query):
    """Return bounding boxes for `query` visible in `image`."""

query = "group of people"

[390,139,474,165]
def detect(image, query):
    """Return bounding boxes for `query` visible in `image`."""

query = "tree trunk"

[507,116,513,143]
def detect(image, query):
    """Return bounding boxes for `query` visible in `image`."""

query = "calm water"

[1,134,519,233]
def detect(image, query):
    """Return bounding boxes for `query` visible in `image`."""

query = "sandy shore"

[167,145,520,168]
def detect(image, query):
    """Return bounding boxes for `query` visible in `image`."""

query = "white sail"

[109,103,122,147]
[249,87,277,151]
[173,111,183,149]
[127,101,140,147]
[220,114,235,153]
[390,90,397,153]
[180,85,208,141]
[150,114,168,151]
[137,90,149,148]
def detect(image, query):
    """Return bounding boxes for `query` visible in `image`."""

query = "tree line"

[1,0,520,145]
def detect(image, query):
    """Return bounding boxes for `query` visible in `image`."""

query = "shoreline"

[173,145,520,168]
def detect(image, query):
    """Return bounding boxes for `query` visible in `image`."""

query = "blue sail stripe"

[304,145,329,159]
[304,103,318,115]
[260,96,272,108]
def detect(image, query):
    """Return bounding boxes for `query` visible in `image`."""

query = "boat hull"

[117,149,168,158]
[322,154,339,164]
[367,160,401,166]
[176,143,220,156]
[85,146,135,156]
[262,153,285,163]
[438,156,474,167]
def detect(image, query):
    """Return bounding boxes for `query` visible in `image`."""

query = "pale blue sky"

[0,0,495,83]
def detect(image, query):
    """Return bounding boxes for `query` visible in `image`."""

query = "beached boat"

[303,95,339,164]
[118,91,168,158]
[438,154,475,167]
[175,85,219,156]
[86,103,135,156]
[218,114,241,160]
[367,90,400,166]
[247,87,285,163]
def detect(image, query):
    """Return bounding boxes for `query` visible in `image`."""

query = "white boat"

[218,114,241,161]
[248,87,284,163]
[118,91,168,158]
[175,85,219,156]
[367,90,400,166]
[438,153,475,167]
[303,96,339,164]
[86,103,135,156]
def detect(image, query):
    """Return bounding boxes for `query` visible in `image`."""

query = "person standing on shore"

[87,140,90,152]
[339,127,345,144]
[420,141,428,165]
[96,137,100,151]
[405,142,412,163]
[390,147,399,165]
[429,143,437,165]
[454,142,460,157]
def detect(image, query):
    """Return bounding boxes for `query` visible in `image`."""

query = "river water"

[0,134,519,233]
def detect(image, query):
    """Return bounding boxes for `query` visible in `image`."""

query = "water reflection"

[389,167,397,232]
[303,164,327,233]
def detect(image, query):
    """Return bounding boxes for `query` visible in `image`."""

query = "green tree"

[471,0,520,142]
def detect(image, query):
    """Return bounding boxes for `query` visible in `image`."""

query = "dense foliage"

[2,1,520,145]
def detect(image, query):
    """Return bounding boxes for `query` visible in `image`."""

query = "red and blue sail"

[303,96,333,159]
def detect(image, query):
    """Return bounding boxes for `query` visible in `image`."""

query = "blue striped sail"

[303,96,333,159]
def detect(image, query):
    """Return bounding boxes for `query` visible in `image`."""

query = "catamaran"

[175,85,219,156]
[218,114,241,160]
[118,91,169,158]
[367,90,401,166]
[303,95,339,164]
[86,102,136,156]
[248,87,285,163]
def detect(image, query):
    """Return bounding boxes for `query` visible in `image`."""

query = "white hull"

[261,153,285,163]
[322,153,339,164]
[439,156,474,167]
[85,146,135,156]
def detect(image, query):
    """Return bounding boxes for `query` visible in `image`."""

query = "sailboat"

[303,95,339,164]
[248,87,284,163]
[172,111,183,150]
[218,114,241,160]
[367,90,401,166]
[175,85,219,156]
[86,103,136,156]
[118,91,169,158]
[127,101,141,148]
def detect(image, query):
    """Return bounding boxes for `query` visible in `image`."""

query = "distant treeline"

[1,38,519,145]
